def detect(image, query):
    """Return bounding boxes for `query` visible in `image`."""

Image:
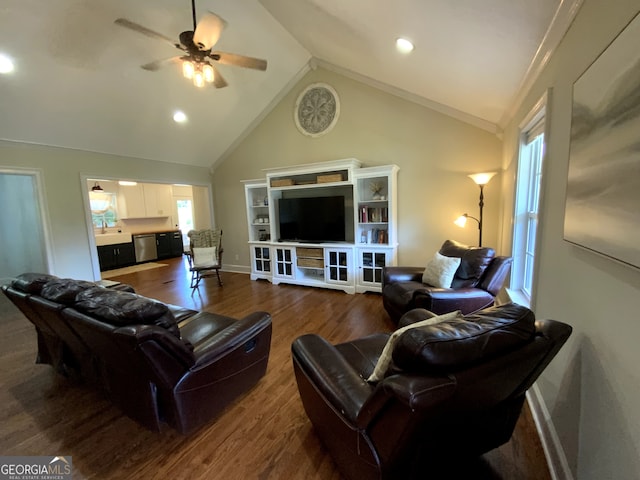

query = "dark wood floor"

[0,257,551,479]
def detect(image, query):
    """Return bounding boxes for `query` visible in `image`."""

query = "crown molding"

[498,0,584,129]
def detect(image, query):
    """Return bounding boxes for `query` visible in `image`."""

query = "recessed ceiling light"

[0,54,15,74]
[173,111,187,123]
[395,38,414,54]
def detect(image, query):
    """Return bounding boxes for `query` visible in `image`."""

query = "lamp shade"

[468,172,497,186]
[454,214,468,227]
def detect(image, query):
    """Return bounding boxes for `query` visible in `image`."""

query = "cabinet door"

[97,245,118,271]
[144,184,172,217]
[170,231,184,256]
[274,247,294,279]
[155,233,171,258]
[325,248,351,284]
[252,246,272,274]
[115,243,136,267]
[358,249,391,290]
[121,184,146,218]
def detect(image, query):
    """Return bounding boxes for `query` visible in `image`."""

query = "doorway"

[0,169,51,282]
[175,197,194,248]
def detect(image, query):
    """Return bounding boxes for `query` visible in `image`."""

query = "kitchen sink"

[95,232,132,246]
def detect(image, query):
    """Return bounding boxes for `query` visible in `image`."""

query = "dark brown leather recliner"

[2,273,272,435]
[292,303,571,480]
[382,239,512,322]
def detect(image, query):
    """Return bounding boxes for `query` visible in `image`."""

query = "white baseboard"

[221,264,251,275]
[527,384,574,480]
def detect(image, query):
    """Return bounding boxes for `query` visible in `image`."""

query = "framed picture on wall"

[563,12,640,269]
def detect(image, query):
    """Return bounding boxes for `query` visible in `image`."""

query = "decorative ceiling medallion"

[294,83,340,137]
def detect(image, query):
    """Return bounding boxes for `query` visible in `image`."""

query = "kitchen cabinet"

[98,242,136,271]
[120,183,172,219]
[169,231,184,256]
[120,184,146,218]
[156,232,171,258]
[156,231,183,259]
[144,184,173,217]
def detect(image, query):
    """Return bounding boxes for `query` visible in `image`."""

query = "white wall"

[192,186,213,230]
[500,2,640,478]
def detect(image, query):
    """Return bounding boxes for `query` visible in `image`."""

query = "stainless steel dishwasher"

[133,234,158,263]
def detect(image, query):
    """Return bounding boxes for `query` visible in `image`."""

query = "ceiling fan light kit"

[182,59,215,87]
[114,0,267,90]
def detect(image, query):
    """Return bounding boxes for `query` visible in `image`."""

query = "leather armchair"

[382,239,512,322]
[292,304,572,480]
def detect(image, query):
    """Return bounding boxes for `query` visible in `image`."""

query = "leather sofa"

[292,303,571,480]
[2,272,272,435]
[382,239,512,322]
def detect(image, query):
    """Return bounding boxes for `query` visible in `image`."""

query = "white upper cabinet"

[120,183,173,219]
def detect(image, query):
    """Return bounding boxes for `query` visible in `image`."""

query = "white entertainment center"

[243,158,399,294]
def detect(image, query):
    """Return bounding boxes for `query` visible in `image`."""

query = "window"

[89,191,118,228]
[511,97,546,305]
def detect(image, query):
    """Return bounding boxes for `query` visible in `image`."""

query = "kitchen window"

[89,191,118,228]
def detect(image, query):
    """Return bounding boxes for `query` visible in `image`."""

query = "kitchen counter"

[95,230,183,271]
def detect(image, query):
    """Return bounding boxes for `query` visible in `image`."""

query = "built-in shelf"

[243,159,398,293]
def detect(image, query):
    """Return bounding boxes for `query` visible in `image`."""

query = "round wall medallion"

[294,83,340,137]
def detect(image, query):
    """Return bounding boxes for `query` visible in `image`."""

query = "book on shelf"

[361,228,388,244]
[359,206,388,223]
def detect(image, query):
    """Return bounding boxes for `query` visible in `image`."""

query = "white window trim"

[509,90,551,309]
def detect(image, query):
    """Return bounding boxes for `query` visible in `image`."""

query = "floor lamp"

[454,172,496,247]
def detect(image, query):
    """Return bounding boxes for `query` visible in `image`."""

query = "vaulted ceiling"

[0,0,574,168]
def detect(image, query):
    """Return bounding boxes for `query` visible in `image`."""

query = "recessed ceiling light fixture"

[395,38,414,54]
[173,111,187,123]
[0,54,15,74]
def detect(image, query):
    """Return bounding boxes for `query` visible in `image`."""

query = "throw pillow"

[422,252,461,288]
[192,247,218,268]
[366,309,462,383]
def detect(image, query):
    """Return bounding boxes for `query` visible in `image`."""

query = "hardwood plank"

[0,257,551,479]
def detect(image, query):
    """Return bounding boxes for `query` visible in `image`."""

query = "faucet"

[101,219,107,234]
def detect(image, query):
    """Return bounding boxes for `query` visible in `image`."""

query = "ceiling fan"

[114,0,267,89]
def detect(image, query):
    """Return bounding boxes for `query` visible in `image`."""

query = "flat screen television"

[278,196,346,242]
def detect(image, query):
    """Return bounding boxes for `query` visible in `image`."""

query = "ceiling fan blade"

[212,52,267,71]
[211,65,228,88]
[141,56,181,71]
[193,12,227,51]
[114,18,178,49]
